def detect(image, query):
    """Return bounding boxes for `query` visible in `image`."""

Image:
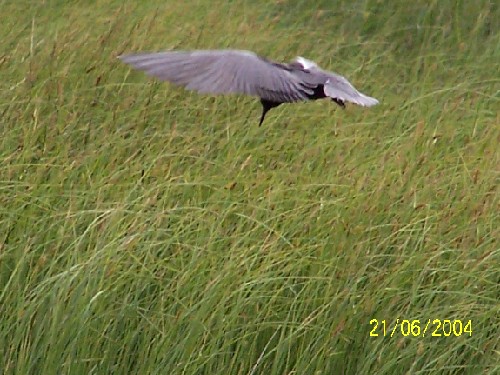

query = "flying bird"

[119,49,379,126]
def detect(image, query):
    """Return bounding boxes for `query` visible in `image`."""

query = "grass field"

[1,1,498,374]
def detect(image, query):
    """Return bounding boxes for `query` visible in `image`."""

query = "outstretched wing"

[323,72,379,107]
[119,50,313,103]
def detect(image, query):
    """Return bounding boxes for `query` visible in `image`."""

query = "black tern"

[119,49,379,125]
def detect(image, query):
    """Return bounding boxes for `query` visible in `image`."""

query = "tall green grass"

[1,1,498,374]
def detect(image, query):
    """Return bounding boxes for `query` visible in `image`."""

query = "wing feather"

[323,73,379,107]
[119,50,309,103]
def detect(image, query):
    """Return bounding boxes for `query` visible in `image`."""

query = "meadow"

[0,0,498,374]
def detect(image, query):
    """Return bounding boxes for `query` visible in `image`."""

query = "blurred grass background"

[0,0,498,374]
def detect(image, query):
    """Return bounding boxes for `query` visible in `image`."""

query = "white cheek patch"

[295,56,318,70]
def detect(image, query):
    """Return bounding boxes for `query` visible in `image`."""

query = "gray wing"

[323,72,379,107]
[119,50,313,103]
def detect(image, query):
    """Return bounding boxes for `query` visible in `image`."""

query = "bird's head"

[294,56,318,70]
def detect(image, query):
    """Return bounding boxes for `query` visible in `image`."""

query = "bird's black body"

[258,84,344,126]
[119,49,378,125]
